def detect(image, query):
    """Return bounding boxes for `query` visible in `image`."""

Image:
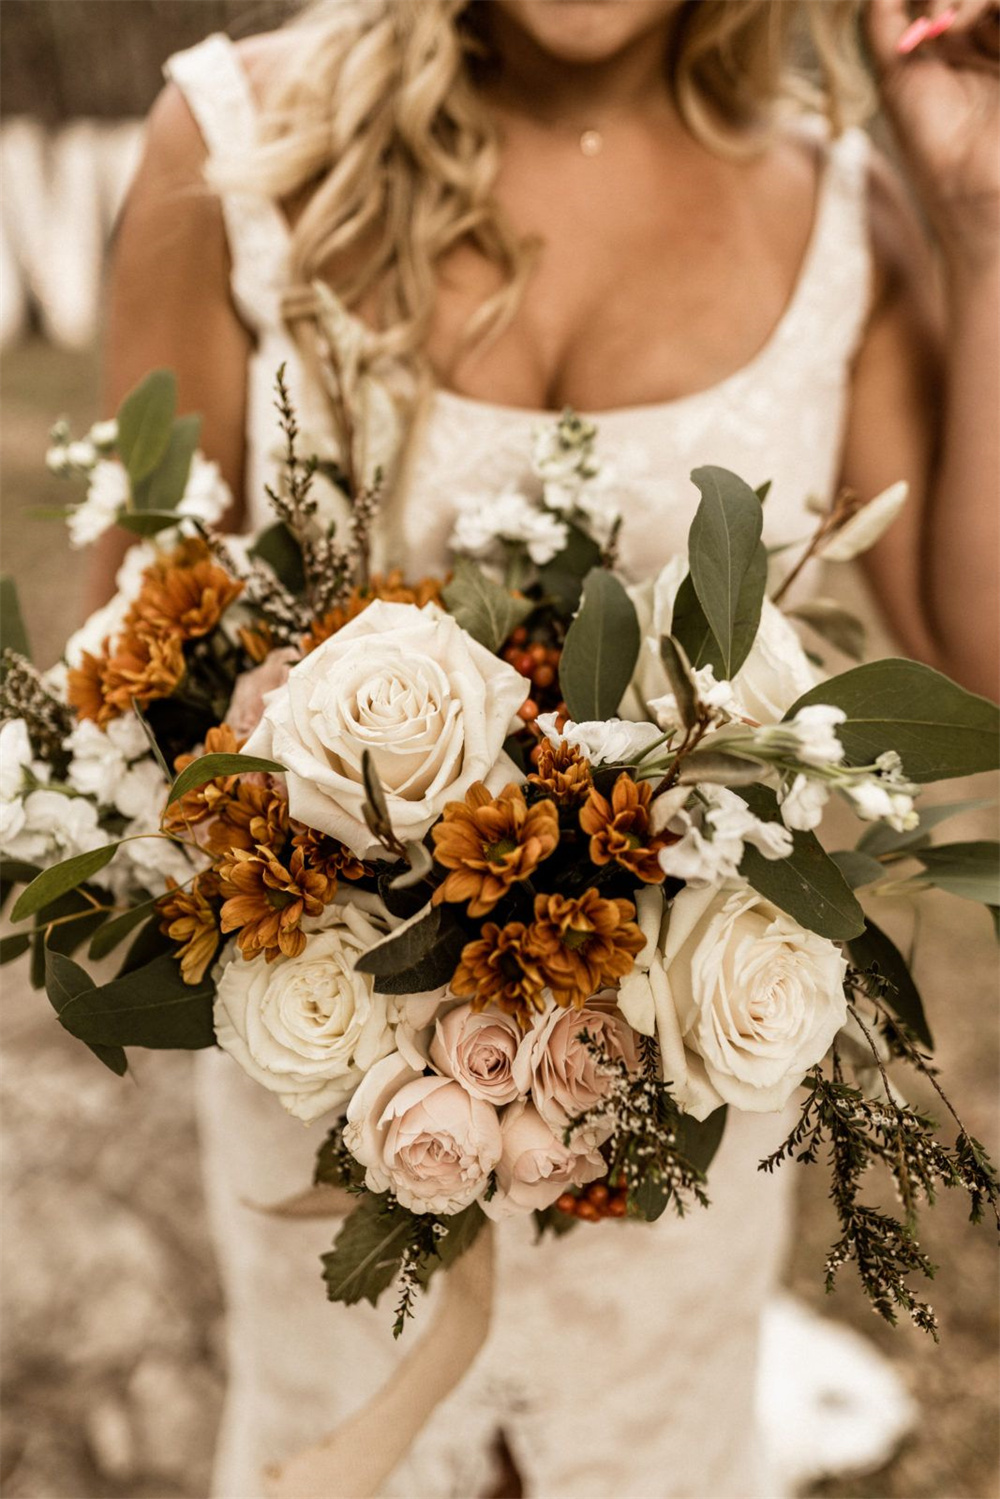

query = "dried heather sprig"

[0,651,74,769]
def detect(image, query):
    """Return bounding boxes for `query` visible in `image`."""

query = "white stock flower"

[536,712,664,766]
[88,419,118,450]
[243,600,528,859]
[817,482,909,563]
[345,1050,502,1214]
[66,440,97,469]
[648,663,740,732]
[176,454,232,527]
[1,788,105,866]
[67,460,130,549]
[621,882,848,1119]
[66,713,148,805]
[755,704,846,768]
[779,773,830,832]
[658,785,792,886]
[0,719,35,847]
[450,489,568,565]
[844,777,918,832]
[214,903,398,1123]
[625,557,818,725]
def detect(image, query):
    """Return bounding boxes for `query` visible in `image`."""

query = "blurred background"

[1,4,997,1498]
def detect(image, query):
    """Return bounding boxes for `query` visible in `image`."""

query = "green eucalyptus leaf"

[736,784,865,940]
[44,949,128,1075]
[913,841,1000,905]
[658,635,698,730]
[441,556,533,653]
[0,933,31,964]
[846,920,933,1050]
[687,466,767,679]
[858,798,996,858]
[829,849,887,889]
[559,568,640,722]
[88,896,163,961]
[676,1103,728,1176]
[51,950,215,1050]
[785,660,1000,783]
[416,1203,485,1290]
[671,571,724,674]
[355,904,465,994]
[167,752,285,808]
[115,370,177,484]
[786,598,867,662]
[11,844,121,922]
[249,521,306,595]
[115,510,185,538]
[0,575,31,661]
[676,749,763,787]
[132,413,201,512]
[536,521,603,614]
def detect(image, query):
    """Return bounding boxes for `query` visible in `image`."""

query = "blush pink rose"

[482,1101,604,1221]
[513,996,639,1147]
[225,647,301,740]
[429,1003,523,1105]
[344,1052,501,1216]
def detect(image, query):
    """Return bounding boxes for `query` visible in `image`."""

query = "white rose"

[243,600,528,859]
[622,882,847,1119]
[624,556,818,726]
[536,713,664,766]
[482,1100,605,1221]
[214,902,397,1123]
[345,1051,502,1215]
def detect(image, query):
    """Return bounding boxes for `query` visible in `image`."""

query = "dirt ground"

[1,341,997,1499]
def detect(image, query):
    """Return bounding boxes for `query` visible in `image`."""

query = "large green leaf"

[115,370,177,484]
[133,413,202,512]
[321,1195,413,1308]
[846,920,933,1049]
[48,949,215,1050]
[686,466,766,679]
[250,521,306,595]
[355,905,466,994]
[676,1103,728,1176]
[829,849,886,889]
[88,895,163,961]
[416,1203,486,1291]
[11,843,121,922]
[0,575,31,661]
[43,950,128,1075]
[167,751,285,808]
[559,567,640,722]
[736,784,865,940]
[914,841,1000,905]
[857,797,995,857]
[536,521,603,614]
[785,660,1000,782]
[441,557,532,653]
[114,510,187,538]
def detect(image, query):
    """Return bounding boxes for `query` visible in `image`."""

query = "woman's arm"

[844,0,999,698]
[89,80,252,609]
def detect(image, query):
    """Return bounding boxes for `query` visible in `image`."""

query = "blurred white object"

[759,1293,917,1491]
[1,117,143,348]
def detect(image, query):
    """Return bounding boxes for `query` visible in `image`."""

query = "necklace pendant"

[579,129,603,158]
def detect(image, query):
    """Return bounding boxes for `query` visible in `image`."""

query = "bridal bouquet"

[2,369,997,1338]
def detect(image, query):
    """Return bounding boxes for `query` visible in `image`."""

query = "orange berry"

[607,1195,628,1218]
[534,664,555,690]
[529,643,547,663]
[575,1200,601,1223]
[510,626,529,646]
[519,699,539,722]
[555,1193,577,1216]
[586,1183,610,1207]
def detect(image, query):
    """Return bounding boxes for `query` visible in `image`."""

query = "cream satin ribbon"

[257,1187,496,1499]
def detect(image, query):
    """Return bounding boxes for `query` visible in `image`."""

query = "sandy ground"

[1,341,997,1499]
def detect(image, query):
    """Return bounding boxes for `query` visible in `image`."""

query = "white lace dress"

[167,36,914,1499]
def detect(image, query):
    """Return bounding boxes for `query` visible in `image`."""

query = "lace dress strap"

[164,33,290,332]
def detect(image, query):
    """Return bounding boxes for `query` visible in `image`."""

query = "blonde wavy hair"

[223,0,871,388]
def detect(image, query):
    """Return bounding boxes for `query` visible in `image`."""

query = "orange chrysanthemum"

[67,646,116,724]
[451,921,549,1028]
[101,629,186,715]
[302,570,443,653]
[579,773,669,884]
[527,739,593,805]
[218,845,331,962]
[158,873,220,986]
[164,724,244,831]
[526,890,645,1009]
[291,824,370,885]
[205,779,289,858]
[238,621,276,664]
[127,553,243,642]
[431,782,559,918]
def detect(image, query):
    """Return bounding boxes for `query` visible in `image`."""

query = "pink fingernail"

[896,7,957,53]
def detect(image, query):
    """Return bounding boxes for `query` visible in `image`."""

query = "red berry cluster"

[555,1181,629,1223]
[503,627,566,723]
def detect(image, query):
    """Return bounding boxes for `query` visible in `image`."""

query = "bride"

[95,1,998,1495]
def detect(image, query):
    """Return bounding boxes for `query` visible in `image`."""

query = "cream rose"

[213,903,396,1123]
[345,1052,502,1215]
[623,556,818,726]
[619,882,847,1119]
[430,1003,523,1105]
[512,996,639,1146]
[482,1101,605,1221]
[243,600,528,858]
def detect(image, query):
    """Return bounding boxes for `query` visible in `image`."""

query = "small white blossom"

[779,773,830,831]
[0,719,35,847]
[450,489,568,565]
[45,445,72,476]
[176,453,232,527]
[66,439,97,470]
[647,664,740,731]
[2,788,105,866]
[66,713,150,807]
[536,712,664,766]
[845,777,918,832]
[67,459,130,549]
[88,419,118,450]
[755,703,846,768]
[658,785,792,887]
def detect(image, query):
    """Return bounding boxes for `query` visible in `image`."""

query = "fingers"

[868,0,999,69]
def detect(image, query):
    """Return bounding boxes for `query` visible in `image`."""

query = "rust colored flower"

[291,824,370,884]
[580,773,668,883]
[158,873,220,986]
[101,630,186,715]
[218,845,331,962]
[128,548,243,641]
[165,724,244,832]
[527,738,593,805]
[238,621,276,664]
[526,890,645,1009]
[302,571,443,653]
[67,646,116,725]
[451,921,549,1028]
[206,778,290,857]
[431,782,559,918]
